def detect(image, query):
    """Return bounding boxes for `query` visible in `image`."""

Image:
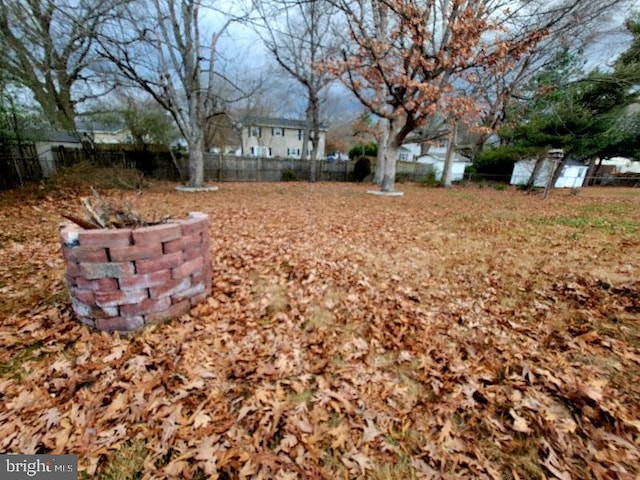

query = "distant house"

[510,151,588,188]
[415,151,472,182]
[240,117,327,159]
[596,157,640,174]
[76,121,130,144]
[397,143,421,162]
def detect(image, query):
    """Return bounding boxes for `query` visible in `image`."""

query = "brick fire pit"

[60,212,212,331]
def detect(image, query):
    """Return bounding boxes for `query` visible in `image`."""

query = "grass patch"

[531,216,638,233]
[251,277,289,322]
[0,342,45,378]
[370,454,417,480]
[578,203,634,217]
[99,439,147,480]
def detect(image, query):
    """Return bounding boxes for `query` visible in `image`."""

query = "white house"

[397,143,422,162]
[240,117,327,159]
[76,121,130,144]
[597,157,640,174]
[510,156,588,188]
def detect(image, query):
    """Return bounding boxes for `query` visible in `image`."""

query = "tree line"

[0,0,636,189]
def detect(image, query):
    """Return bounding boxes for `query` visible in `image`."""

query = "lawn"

[0,181,639,479]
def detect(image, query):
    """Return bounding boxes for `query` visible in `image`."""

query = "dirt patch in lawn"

[0,182,639,479]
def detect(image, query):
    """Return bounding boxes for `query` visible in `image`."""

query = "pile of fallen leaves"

[0,182,638,479]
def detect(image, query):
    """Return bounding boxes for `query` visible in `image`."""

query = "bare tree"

[98,0,249,187]
[325,0,625,193]
[0,0,124,130]
[250,0,340,182]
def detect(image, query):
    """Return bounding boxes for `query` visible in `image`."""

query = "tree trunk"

[188,134,205,187]
[34,87,76,131]
[440,123,458,188]
[301,122,310,162]
[308,92,320,183]
[374,118,389,185]
[527,154,546,191]
[543,157,561,200]
[550,156,568,188]
[381,143,398,192]
[585,157,598,186]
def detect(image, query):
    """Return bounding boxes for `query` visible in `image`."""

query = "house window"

[250,146,271,157]
[287,148,301,157]
[398,152,409,161]
[272,127,284,137]
[250,126,261,137]
[298,129,304,141]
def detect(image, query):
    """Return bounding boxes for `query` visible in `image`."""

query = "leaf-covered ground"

[1,182,639,479]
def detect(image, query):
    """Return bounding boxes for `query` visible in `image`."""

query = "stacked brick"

[60,212,212,332]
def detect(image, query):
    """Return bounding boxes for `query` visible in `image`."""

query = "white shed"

[510,157,588,188]
[416,153,472,182]
[35,131,82,177]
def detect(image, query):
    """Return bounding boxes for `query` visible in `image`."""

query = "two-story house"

[240,116,327,159]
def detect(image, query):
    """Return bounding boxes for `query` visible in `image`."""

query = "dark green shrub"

[395,173,414,183]
[349,142,377,160]
[281,168,298,181]
[419,167,438,187]
[353,157,371,182]
[474,146,540,178]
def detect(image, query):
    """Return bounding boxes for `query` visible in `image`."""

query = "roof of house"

[417,152,472,164]
[75,121,126,133]
[242,116,328,131]
[40,130,81,143]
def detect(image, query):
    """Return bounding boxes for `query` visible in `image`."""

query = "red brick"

[120,296,171,317]
[183,247,204,261]
[163,234,202,254]
[109,244,162,262]
[132,223,182,245]
[189,291,209,306]
[70,288,95,305]
[78,229,132,248]
[80,262,135,280]
[65,246,109,263]
[192,270,211,284]
[64,274,84,287]
[149,277,191,299]
[172,282,205,303]
[136,252,183,274]
[96,306,120,318]
[74,277,119,292]
[172,257,203,279]
[145,300,190,323]
[119,270,171,291]
[180,216,208,236]
[61,246,73,262]
[95,289,148,308]
[64,261,82,278]
[96,316,144,332]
